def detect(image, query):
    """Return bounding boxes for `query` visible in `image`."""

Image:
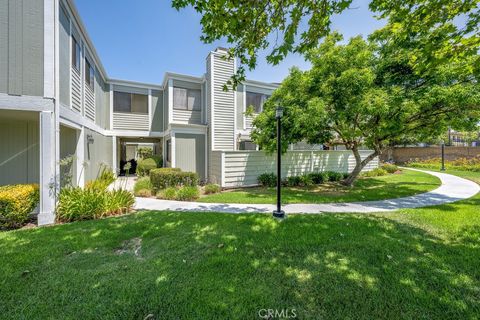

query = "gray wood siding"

[151,89,163,132]
[212,53,235,150]
[112,112,149,131]
[84,128,112,182]
[59,125,77,187]
[175,133,206,181]
[58,5,71,106]
[0,118,39,185]
[71,67,82,112]
[172,80,203,125]
[95,73,109,129]
[209,151,222,185]
[84,85,95,121]
[219,150,379,188]
[0,0,44,96]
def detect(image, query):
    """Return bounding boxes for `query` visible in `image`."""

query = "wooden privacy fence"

[210,150,379,188]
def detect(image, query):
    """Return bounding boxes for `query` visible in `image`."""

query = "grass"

[0,170,478,319]
[199,169,440,204]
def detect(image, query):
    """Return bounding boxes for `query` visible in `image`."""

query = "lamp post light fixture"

[273,106,285,219]
[441,141,446,171]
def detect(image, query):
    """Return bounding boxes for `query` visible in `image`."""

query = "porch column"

[112,136,117,175]
[76,126,85,187]
[38,111,56,225]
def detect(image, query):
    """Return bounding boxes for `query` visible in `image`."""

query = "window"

[246,91,269,113]
[85,58,94,90]
[113,91,148,114]
[239,140,257,150]
[166,139,171,163]
[71,36,81,71]
[173,87,201,111]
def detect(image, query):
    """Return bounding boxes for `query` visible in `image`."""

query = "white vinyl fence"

[210,150,379,188]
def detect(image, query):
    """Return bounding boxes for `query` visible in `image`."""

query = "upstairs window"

[246,91,269,113]
[85,58,94,90]
[113,91,148,114]
[71,36,81,71]
[173,87,201,111]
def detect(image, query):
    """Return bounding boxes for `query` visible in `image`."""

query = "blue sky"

[75,0,385,84]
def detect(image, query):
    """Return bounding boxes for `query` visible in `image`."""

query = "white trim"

[109,83,113,130]
[148,88,152,129]
[109,78,162,90]
[104,130,165,138]
[169,125,207,135]
[68,15,73,109]
[161,72,204,88]
[76,126,85,187]
[168,79,173,124]
[204,130,208,182]
[38,111,56,225]
[233,57,237,150]
[242,84,246,130]
[112,136,117,176]
[60,104,107,135]
[220,151,225,187]
[171,132,176,168]
[243,79,279,90]
[0,94,54,112]
[210,53,215,150]
[44,0,55,98]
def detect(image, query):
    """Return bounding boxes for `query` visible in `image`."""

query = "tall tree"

[251,33,480,185]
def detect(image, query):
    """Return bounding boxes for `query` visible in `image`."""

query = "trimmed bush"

[285,175,302,187]
[204,184,221,194]
[362,168,388,177]
[381,163,399,174]
[258,173,277,187]
[176,186,200,201]
[326,171,344,182]
[157,187,177,200]
[300,174,314,187]
[135,189,152,197]
[136,158,158,177]
[57,187,134,222]
[308,172,329,184]
[150,168,199,190]
[408,156,480,172]
[0,184,39,228]
[134,177,152,195]
[148,155,163,168]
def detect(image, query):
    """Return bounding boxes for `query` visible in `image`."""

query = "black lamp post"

[273,106,285,219]
[441,141,446,171]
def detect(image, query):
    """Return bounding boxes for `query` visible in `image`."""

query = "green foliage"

[284,175,302,187]
[135,189,152,198]
[148,155,163,168]
[0,184,39,229]
[204,184,221,194]
[408,157,480,172]
[137,147,153,159]
[157,187,178,200]
[381,163,399,174]
[308,172,329,184]
[257,173,277,187]
[57,187,134,222]
[136,158,158,177]
[176,186,200,201]
[134,177,153,195]
[362,168,388,177]
[326,171,345,182]
[150,168,199,190]
[85,165,116,191]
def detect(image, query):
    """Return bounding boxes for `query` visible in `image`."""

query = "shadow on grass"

[0,211,478,319]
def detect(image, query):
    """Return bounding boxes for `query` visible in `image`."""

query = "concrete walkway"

[134,169,480,214]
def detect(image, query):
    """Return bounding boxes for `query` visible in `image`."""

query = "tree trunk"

[342,147,379,187]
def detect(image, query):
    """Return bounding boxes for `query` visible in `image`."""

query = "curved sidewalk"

[134,169,480,214]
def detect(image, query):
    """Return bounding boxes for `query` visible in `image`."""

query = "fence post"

[310,151,314,172]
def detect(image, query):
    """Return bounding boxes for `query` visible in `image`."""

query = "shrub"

[381,163,399,174]
[57,187,134,222]
[308,172,328,184]
[86,166,115,191]
[299,174,314,187]
[150,168,199,190]
[103,189,135,216]
[148,155,163,168]
[135,189,152,197]
[157,187,177,200]
[134,177,152,195]
[285,175,302,187]
[0,184,39,228]
[258,173,277,187]
[362,168,388,177]
[137,147,153,159]
[326,171,344,182]
[204,184,221,194]
[136,158,158,177]
[408,156,480,172]
[176,186,200,201]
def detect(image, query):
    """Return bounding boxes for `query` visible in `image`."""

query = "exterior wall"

[235,85,244,130]
[209,151,222,185]
[381,146,480,163]
[95,73,110,129]
[151,89,163,132]
[171,79,203,125]
[112,85,149,131]
[174,133,206,181]
[59,125,77,187]
[59,4,70,106]
[211,150,379,188]
[0,0,44,96]
[84,128,113,182]
[0,117,39,185]
[210,50,236,150]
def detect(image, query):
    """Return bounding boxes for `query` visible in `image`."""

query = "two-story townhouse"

[0,0,277,225]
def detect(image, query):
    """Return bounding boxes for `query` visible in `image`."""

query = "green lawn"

[199,169,440,204]
[0,171,478,319]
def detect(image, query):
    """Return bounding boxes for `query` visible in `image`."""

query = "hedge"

[136,158,158,177]
[150,168,199,190]
[0,184,39,229]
